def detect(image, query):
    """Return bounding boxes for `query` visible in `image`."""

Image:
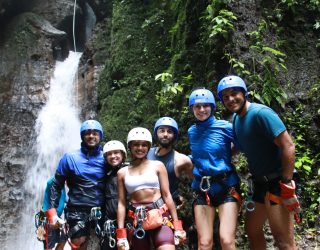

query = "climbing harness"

[127,198,169,239]
[66,206,103,249]
[199,172,240,206]
[243,177,255,212]
[265,191,302,224]
[101,219,116,248]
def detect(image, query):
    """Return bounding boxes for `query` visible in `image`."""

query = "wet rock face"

[0,12,63,245]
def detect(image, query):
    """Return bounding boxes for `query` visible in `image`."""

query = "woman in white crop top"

[116,127,186,250]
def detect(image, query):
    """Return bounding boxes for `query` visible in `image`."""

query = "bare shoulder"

[175,150,192,166]
[174,150,193,178]
[148,159,166,173]
[117,166,127,177]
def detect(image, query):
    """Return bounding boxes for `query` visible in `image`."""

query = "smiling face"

[221,88,246,114]
[82,129,100,149]
[156,125,175,147]
[129,140,150,159]
[105,150,124,167]
[192,103,212,121]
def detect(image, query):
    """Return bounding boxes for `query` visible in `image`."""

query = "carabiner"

[134,226,145,239]
[245,178,255,212]
[135,206,146,222]
[244,197,256,212]
[109,236,116,248]
[200,176,211,192]
[95,223,102,236]
[91,207,102,220]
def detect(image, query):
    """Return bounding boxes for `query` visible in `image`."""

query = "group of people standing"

[40,75,301,250]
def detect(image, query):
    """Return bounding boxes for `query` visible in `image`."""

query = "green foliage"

[155,72,193,116]
[206,8,237,39]
[285,105,315,174]
[283,103,319,230]
[204,1,237,40]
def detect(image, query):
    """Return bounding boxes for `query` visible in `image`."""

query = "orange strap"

[266,192,282,204]
[68,239,81,249]
[230,187,241,203]
[205,192,210,205]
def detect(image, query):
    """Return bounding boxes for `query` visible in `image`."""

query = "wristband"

[173,220,183,230]
[116,228,127,238]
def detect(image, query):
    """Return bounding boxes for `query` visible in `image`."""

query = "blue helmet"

[80,120,103,140]
[154,117,178,140]
[188,88,216,109]
[217,75,247,102]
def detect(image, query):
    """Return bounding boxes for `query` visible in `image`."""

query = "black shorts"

[193,185,241,207]
[43,225,67,249]
[65,209,93,238]
[252,177,281,205]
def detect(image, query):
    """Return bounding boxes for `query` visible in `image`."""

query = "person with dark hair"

[217,75,300,250]
[116,127,186,250]
[147,117,193,207]
[188,88,241,250]
[101,140,127,250]
[46,119,105,250]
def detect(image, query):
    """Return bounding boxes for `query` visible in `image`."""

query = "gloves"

[279,180,301,214]
[45,208,65,227]
[173,220,186,245]
[116,228,129,250]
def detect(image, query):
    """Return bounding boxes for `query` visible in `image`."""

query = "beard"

[158,137,175,148]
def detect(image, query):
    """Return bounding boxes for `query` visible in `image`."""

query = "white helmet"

[103,140,127,158]
[127,127,152,147]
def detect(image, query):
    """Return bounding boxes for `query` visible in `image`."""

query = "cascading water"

[8,51,82,250]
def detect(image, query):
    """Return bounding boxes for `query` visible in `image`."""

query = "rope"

[73,0,77,52]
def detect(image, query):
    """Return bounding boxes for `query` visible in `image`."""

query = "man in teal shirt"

[217,75,300,250]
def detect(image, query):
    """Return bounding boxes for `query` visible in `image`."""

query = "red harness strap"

[67,239,82,249]
[45,224,49,250]
[266,192,282,204]
[230,187,242,205]
[64,224,82,249]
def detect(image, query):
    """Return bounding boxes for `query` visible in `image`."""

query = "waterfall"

[8,51,82,250]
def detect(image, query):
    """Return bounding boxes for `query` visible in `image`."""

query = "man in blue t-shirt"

[217,75,300,250]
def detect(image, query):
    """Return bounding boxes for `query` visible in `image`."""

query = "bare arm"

[174,152,194,179]
[273,130,295,181]
[157,162,178,220]
[117,168,127,228]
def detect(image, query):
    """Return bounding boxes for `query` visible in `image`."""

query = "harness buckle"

[200,176,211,192]
[90,207,102,220]
[78,220,86,229]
